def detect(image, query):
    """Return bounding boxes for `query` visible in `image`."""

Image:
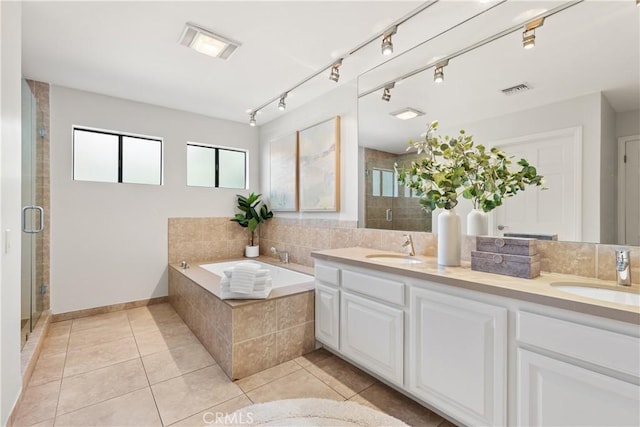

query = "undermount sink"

[551,283,640,307]
[365,254,424,265]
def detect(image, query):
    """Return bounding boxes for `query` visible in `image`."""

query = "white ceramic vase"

[437,209,461,266]
[467,208,489,236]
[245,245,259,258]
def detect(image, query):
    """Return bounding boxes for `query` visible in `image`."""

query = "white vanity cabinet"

[340,290,404,385]
[314,264,340,350]
[409,286,508,427]
[515,311,640,427]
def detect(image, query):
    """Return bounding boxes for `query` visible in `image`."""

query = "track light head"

[433,60,448,83]
[329,59,342,82]
[381,83,395,102]
[522,17,544,50]
[249,112,256,127]
[381,26,397,56]
[522,29,536,49]
[278,94,287,111]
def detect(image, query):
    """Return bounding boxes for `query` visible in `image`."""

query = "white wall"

[600,95,617,244]
[444,92,603,242]
[616,109,640,137]
[259,82,358,221]
[50,86,259,314]
[0,1,24,424]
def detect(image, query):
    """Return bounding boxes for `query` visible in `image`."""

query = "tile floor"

[14,303,456,427]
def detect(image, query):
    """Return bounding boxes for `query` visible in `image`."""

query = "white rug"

[214,398,409,426]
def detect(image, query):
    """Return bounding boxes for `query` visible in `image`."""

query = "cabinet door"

[517,349,640,427]
[315,283,340,350]
[409,287,507,427]
[340,291,403,385]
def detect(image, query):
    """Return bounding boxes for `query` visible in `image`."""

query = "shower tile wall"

[364,148,431,232]
[26,80,50,312]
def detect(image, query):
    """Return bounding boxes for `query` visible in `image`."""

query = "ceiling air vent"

[501,83,532,96]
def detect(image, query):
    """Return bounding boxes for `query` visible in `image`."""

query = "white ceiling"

[22,0,428,125]
[21,1,640,132]
[358,0,640,152]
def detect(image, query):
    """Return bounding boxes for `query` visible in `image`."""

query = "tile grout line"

[51,323,73,421]
[126,309,165,427]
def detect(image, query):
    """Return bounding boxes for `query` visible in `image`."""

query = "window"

[371,168,398,197]
[73,127,162,185]
[187,143,247,189]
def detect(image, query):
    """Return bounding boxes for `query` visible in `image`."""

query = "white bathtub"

[200,260,313,289]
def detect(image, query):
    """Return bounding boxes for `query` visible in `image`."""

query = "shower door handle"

[22,206,44,234]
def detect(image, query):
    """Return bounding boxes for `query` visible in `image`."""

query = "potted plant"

[230,192,274,258]
[396,120,544,266]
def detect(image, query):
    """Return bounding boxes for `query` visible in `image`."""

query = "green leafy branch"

[230,192,274,246]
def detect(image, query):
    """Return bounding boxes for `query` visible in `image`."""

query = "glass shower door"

[21,79,44,348]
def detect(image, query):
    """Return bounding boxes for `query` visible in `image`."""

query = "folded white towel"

[220,277,271,290]
[223,268,270,279]
[229,262,261,294]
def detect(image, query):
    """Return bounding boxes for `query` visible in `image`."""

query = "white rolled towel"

[229,262,261,294]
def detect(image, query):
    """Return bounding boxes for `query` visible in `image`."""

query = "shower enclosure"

[21,79,46,348]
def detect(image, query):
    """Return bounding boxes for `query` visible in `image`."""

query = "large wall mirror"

[357,0,639,245]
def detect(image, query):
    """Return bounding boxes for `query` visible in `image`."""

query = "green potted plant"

[396,120,544,266]
[230,192,274,258]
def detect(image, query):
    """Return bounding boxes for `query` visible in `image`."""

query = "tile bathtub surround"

[12,304,454,427]
[260,217,640,283]
[168,217,250,264]
[168,267,315,380]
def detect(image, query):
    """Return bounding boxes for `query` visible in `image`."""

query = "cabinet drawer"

[315,264,340,286]
[517,311,640,377]
[342,269,404,305]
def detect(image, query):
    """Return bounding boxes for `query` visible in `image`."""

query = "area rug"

[214,398,409,426]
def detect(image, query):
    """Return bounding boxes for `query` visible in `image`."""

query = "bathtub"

[169,258,317,380]
[200,260,313,288]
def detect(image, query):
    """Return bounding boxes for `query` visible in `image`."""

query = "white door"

[517,349,640,427]
[493,127,581,241]
[409,287,507,427]
[315,283,340,350]
[619,136,640,245]
[340,291,403,386]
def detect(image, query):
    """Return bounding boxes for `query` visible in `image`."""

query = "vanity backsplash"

[259,217,639,284]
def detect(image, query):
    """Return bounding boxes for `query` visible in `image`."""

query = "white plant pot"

[245,245,260,258]
[438,209,461,266]
[467,208,489,236]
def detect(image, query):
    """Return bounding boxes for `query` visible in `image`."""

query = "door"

[493,127,581,241]
[619,136,640,245]
[517,349,640,426]
[409,287,507,427]
[21,79,45,347]
[315,283,339,350]
[340,291,403,385]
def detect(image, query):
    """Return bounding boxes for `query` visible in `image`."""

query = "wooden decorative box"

[476,236,538,256]
[471,251,541,279]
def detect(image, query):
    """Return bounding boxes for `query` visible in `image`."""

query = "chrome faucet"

[616,248,631,286]
[270,246,290,264]
[402,234,415,256]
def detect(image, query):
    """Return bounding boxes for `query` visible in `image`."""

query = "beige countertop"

[311,247,640,325]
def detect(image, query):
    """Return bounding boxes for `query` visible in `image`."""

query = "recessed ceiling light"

[179,23,240,60]
[390,108,425,120]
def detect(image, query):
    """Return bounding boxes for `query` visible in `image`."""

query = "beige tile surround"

[259,217,640,284]
[168,268,315,380]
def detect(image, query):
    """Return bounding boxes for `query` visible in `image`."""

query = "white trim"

[617,135,640,245]
[488,126,583,241]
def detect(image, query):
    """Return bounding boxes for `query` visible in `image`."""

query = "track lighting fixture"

[381,83,395,102]
[278,94,287,111]
[249,112,256,127]
[522,17,544,49]
[329,59,342,82]
[433,59,449,83]
[381,26,398,56]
